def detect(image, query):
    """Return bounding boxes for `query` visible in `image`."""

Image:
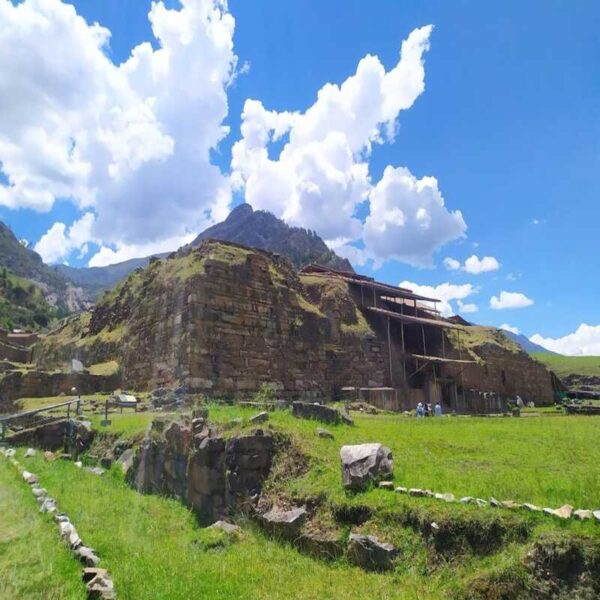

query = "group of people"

[416,401,442,417]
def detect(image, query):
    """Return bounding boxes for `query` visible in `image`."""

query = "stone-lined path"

[0,447,116,599]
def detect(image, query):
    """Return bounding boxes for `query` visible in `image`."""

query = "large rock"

[347,533,397,571]
[340,444,393,491]
[292,402,343,425]
[260,505,307,539]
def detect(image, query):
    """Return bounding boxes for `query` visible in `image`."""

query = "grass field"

[533,352,600,379]
[0,459,85,599]
[2,403,600,598]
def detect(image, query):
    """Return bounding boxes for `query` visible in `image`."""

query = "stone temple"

[33,239,558,413]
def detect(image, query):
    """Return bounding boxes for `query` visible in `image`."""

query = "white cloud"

[490,291,534,310]
[364,166,466,267]
[88,232,196,267]
[443,257,460,270]
[457,300,478,314]
[34,212,95,263]
[463,254,500,275]
[530,324,600,356]
[1,0,236,258]
[231,25,466,267]
[500,324,520,335]
[399,280,476,317]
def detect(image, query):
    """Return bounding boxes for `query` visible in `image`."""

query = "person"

[416,402,424,418]
[425,403,431,417]
[434,402,442,417]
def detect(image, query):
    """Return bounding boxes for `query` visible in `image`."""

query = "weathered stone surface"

[75,545,101,567]
[208,520,241,535]
[435,493,455,503]
[378,481,394,490]
[24,448,35,458]
[129,417,275,525]
[554,504,574,519]
[409,488,426,497]
[260,505,307,539]
[522,503,542,512]
[475,498,488,508]
[116,448,135,475]
[501,500,521,510]
[292,402,342,425]
[347,533,397,571]
[31,486,47,498]
[395,486,408,494]
[316,428,334,440]
[460,496,474,504]
[249,411,269,424]
[573,509,593,521]
[340,444,393,491]
[297,531,344,560]
[84,467,105,476]
[83,568,116,600]
[22,470,38,484]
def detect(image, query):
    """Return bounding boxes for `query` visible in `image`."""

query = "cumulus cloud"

[399,280,476,317]
[444,254,500,274]
[1,0,237,263]
[490,291,534,310]
[364,167,466,267]
[457,300,478,314]
[500,324,520,335]
[231,25,466,267]
[34,212,95,263]
[530,324,600,356]
[463,254,500,274]
[443,257,460,270]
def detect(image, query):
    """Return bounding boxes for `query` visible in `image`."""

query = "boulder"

[208,520,241,535]
[297,531,344,560]
[347,533,397,571]
[316,428,334,440]
[395,487,408,494]
[116,448,135,475]
[573,509,593,521]
[340,444,393,491]
[43,451,55,461]
[522,503,542,512]
[24,448,35,458]
[249,411,269,424]
[83,568,116,600]
[408,488,426,497]
[22,470,38,484]
[435,493,455,503]
[378,481,394,490]
[292,402,342,425]
[554,504,573,519]
[74,545,100,567]
[39,497,57,514]
[260,505,307,539]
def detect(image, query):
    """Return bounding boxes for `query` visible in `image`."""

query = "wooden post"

[421,324,427,356]
[373,285,376,308]
[442,328,446,358]
[400,319,407,383]
[387,316,393,386]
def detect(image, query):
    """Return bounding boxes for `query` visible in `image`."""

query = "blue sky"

[1,0,599,353]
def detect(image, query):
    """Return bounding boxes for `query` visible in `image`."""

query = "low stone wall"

[0,340,30,363]
[129,417,275,524]
[0,370,121,413]
[6,418,94,453]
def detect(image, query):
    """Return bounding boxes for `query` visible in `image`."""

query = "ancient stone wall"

[0,339,30,363]
[130,417,275,524]
[0,370,120,413]
[442,344,555,405]
[52,242,388,400]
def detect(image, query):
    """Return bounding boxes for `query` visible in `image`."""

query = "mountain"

[56,255,166,299]
[191,204,354,272]
[57,204,354,301]
[0,222,90,317]
[502,330,556,355]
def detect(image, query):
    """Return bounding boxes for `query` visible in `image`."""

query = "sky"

[0,0,599,355]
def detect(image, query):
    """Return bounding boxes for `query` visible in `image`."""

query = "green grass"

[6,450,440,600]
[3,407,600,598]
[204,406,600,511]
[0,459,85,599]
[533,352,600,379]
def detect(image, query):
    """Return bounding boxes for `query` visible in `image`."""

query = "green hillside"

[0,268,61,331]
[532,353,600,379]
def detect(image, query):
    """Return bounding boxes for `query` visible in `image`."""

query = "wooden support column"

[421,324,427,356]
[387,315,393,386]
[400,313,407,384]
